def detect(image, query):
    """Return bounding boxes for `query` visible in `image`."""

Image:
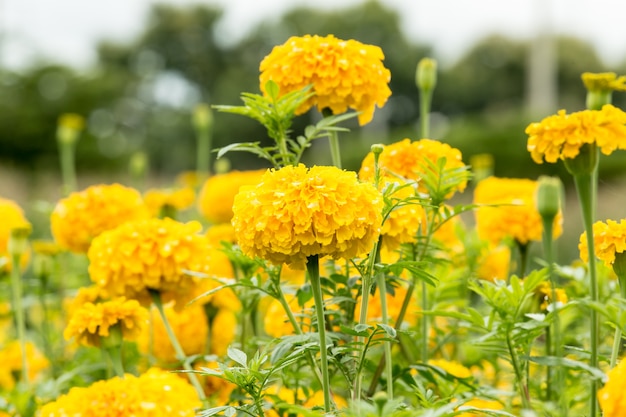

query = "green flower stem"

[610,276,626,367]
[375,272,394,400]
[419,89,433,139]
[59,140,77,195]
[105,347,125,378]
[196,129,212,179]
[10,254,28,384]
[149,290,207,402]
[506,325,532,410]
[572,172,599,417]
[517,242,529,278]
[322,108,342,168]
[274,283,324,386]
[306,255,331,413]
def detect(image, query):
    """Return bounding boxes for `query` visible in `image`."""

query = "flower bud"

[56,113,84,145]
[192,103,213,132]
[9,226,32,258]
[536,176,563,220]
[416,58,437,92]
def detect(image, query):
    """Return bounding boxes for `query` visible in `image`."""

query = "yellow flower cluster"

[88,218,211,302]
[359,138,467,196]
[598,358,626,417]
[0,341,49,390]
[39,367,201,417]
[0,197,31,274]
[64,297,149,347]
[51,184,151,253]
[579,219,626,266]
[144,187,195,217]
[259,34,391,126]
[198,169,266,224]
[428,358,472,379]
[474,177,563,245]
[232,164,383,269]
[582,72,626,93]
[525,104,626,164]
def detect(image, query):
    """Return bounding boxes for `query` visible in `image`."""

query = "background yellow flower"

[598,358,626,417]
[579,219,626,266]
[51,184,151,253]
[259,34,391,125]
[232,164,383,269]
[0,197,31,274]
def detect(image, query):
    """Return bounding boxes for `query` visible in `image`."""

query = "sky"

[3,0,626,70]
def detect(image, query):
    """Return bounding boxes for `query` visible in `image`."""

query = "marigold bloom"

[51,184,151,253]
[259,34,391,125]
[39,367,201,417]
[210,308,237,356]
[232,164,383,269]
[198,170,266,224]
[144,187,195,217]
[598,357,626,417]
[139,303,208,363]
[65,285,105,317]
[525,104,626,164]
[579,219,626,267]
[0,198,31,273]
[88,218,211,303]
[474,177,563,245]
[476,245,511,282]
[428,358,472,379]
[0,341,49,389]
[359,138,468,196]
[455,398,504,417]
[64,297,149,347]
[582,72,626,93]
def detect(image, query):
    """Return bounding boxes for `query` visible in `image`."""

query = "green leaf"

[527,355,607,382]
[227,347,248,368]
[265,80,280,99]
[377,323,397,338]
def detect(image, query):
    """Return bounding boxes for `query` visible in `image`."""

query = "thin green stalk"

[375,272,394,400]
[196,130,212,179]
[517,242,529,278]
[149,290,207,402]
[307,255,331,413]
[274,284,324,387]
[10,254,28,384]
[322,108,342,168]
[104,347,125,378]
[572,172,599,417]
[506,325,532,410]
[420,89,432,139]
[59,141,77,195]
[421,280,429,362]
[610,277,626,367]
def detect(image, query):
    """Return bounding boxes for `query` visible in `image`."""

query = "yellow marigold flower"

[474,177,563,245]
[198,170,266,224]
[454,398,504,416]
[582,72,626,93]
[0,341,49,389]
[534,281,568,311]
[144,187,195,217]
[64,297,149,347]
[598,357,626,417]
[428,358,472,379]
[39,367,201,417]
[0,197,31,273]
[51,184,151,253]
[259,34,391,126]
[65,285,105,317]
[176,170,203,189]
[210,308,237,356]
[380,182,424,250]
[88,218,211,303]
[232,164,383,269]
[206,223,237,248]
[139,303,208,363]
[579,219,626,267]
[359,138,468,196]
[525,104,626,164]
[476,245,511,282]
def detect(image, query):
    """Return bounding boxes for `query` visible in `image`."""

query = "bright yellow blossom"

[598,357,626,417]
[210,308,237,356]
[0,198,31,274]
[198,169,266,224]
[0,341,49,389]
[64,297,149,347]
[144,187,195,217]
[582,72,626,93]
[88,218,211,303]
[534,281,568,311]
[259,34,391,125]
[232,164,383,269]
[51,184,150,253]
[476,245,511,282]
[474,177,563,245]
[525,104,626,164]
[454,398,505,416]
[579,219,626,267]
[359,138,467,196]
[428,358,472,379]
[39,367,201,417]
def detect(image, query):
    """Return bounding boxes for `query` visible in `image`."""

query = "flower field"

[2,34,626,417]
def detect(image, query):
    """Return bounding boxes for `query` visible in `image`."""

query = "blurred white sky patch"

[2,0,626,70]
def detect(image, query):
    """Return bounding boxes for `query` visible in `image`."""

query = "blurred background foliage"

[2,0,626,187]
